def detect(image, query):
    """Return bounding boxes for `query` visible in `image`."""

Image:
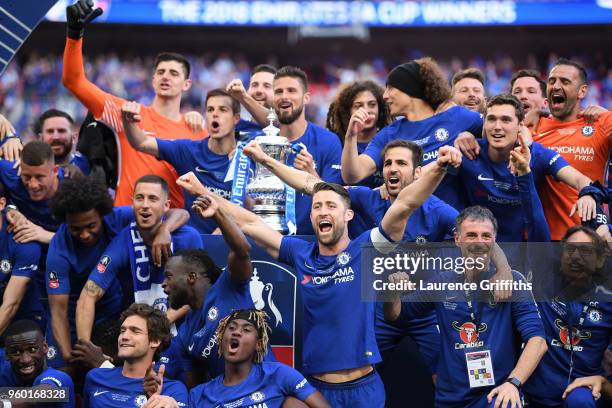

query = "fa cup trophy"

[246,109,293,234]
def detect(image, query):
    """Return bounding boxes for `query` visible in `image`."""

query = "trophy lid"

[257,108,288,145]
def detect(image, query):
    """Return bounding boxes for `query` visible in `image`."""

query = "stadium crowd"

[0,1,610,407]
[0,46,610,137]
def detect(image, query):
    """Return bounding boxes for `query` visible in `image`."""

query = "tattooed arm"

[243,140,322,194]
[75,280,106,342]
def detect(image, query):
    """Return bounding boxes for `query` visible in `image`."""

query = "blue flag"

[0,0,58,75]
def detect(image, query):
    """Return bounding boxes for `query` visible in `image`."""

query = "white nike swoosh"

[188,343,194,352]
[94,391,109,397]
[195,166,210,173]
[303,261,314,270]
[477,174,494,181]
[87,122,98,128]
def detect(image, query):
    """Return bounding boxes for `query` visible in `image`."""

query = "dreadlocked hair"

[215,309,271,363]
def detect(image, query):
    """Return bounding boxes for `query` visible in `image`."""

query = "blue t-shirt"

[0,364,75,407]
[83,367,188,408]
[0,213,44,323]
[342,187,453,361]
[0,160,63,232]
[347,186,457,242]
[525,301,612,406]
[189,362,317,408]
[157,138,234,234]
[459,140,568,242]
[278,230,381,374]
[363,107,483,210]
[286,122,343,235]
[401,269,545,408]
[45,207,133,328]
[88,224,203,310]
[174,271,255,378]
[70,152,91,175]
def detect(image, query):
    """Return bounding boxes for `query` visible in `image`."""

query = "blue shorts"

[527,387,603,408]
[564,387,601,408]
[308,369,385,408]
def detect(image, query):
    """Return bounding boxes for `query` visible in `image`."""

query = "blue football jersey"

[33,367,76,408]
[0,364,75,407]
[524,301,612,406]
[363,107,483,210]
[0,160,63,232]
[346,186,457,242]
[0,214,44,324]
[157,138,234,234]
[70,152,91,175]
[343,188,452,370]
[189,362,317,408]
[278,230,381,375]
[286,122,343,235]
[83,367,188,407]
[46,207,132,322]
[459,140,567,242]
[401,269,545,407]
[88,224,203,310]
[236,118,264,141]
[173,271,256,378]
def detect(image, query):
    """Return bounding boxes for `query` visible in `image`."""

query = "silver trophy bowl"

[246,111,291,233]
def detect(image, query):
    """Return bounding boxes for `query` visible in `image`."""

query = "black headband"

[228,310,263,338]
[386,61,426,100]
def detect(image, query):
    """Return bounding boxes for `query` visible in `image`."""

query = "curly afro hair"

[50,176,114,222]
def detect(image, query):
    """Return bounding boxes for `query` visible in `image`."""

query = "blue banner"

[45,0,612,27]
[0,0,58,75]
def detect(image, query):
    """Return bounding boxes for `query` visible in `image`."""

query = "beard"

[315,222,345,247]
[276,104,304,125]
[50,139,73,162]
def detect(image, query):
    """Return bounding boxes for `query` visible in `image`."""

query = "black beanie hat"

[386,61,426,100]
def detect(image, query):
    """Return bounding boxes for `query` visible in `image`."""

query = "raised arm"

[341,108,378,184]
[226,79,270,127]
[243,140,321,195]
[511,134,551,242]
[192,192,253,283]
[381,146,461,241]
[62,1,114,119]
[177,172,283,259]
[120,102,160,157]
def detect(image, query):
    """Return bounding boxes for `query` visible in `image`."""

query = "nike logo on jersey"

[94,390,109,397]
[477,174,494,181]
[195,166,210,174]
[188,343,194,352]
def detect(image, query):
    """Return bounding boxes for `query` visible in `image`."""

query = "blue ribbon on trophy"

[226,141,251,206]
[284,142,305,236]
